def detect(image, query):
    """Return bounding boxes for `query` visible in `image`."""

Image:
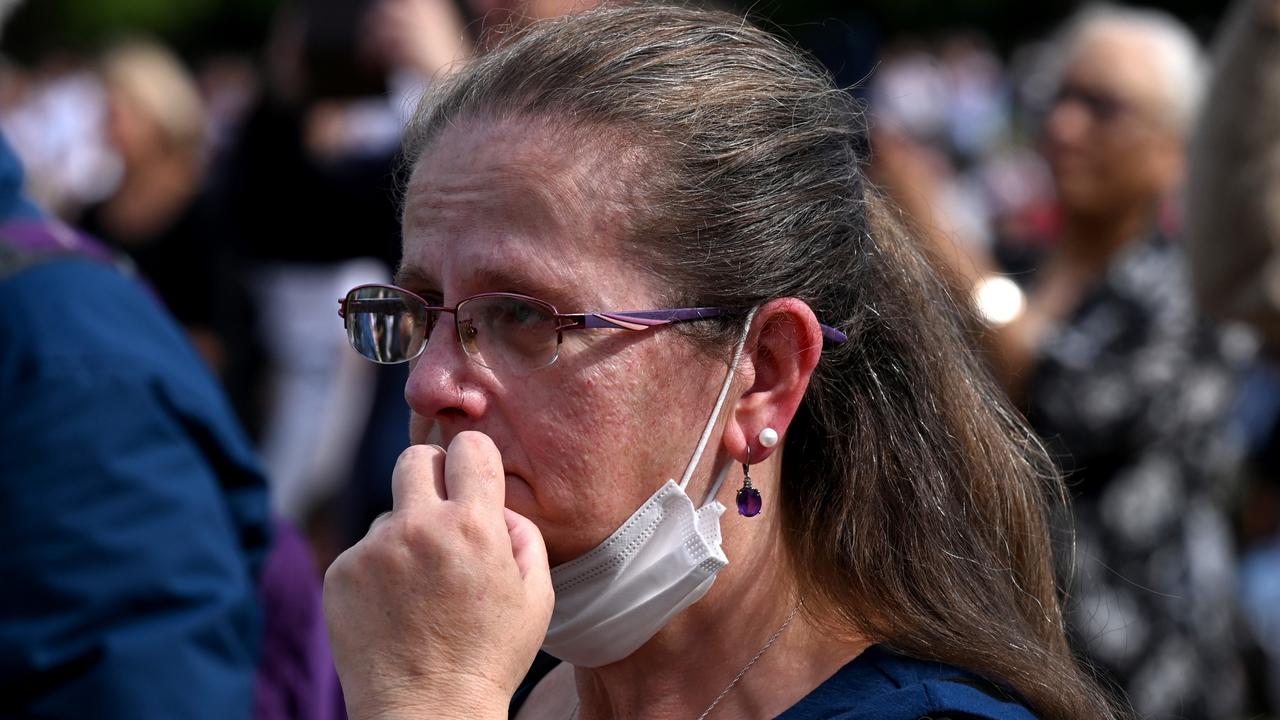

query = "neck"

[571,464,866,720]
[124,150,199,191]
[104,152,200,241]
[1058,200,1158,273]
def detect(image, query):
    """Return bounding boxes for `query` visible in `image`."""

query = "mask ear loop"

[699,458,735,507]
[676,307,760,504]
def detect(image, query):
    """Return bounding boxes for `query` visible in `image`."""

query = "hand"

[323,432,555,720]
[365,0,473,80]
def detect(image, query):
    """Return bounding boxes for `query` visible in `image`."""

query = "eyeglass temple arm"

[561,308,848,344]
[559,308,724,332]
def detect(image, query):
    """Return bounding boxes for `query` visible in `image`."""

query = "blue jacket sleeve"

[0,258,271,719]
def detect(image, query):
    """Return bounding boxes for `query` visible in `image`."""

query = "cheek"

[512,343,715,563]
[1091,139,1160,198]
[516,361,658,509]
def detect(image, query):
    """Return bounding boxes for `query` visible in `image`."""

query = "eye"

[510,301,538,325]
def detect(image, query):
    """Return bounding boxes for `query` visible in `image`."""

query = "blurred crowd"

[1,0,482,563]
[3,0,1280,717]
[866,4,1280,716]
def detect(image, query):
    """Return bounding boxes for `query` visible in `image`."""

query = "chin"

[504,473,540,514]
[1052,178,1096,214]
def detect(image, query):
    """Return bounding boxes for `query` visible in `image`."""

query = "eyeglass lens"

[345,286,431,363]
[456,295,562,371]
[1053,84,1125,123]
[344,286,563,371]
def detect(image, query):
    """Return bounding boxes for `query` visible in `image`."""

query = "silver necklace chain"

[568,604,801,720]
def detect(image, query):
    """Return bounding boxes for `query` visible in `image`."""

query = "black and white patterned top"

[1025,232,1251,719]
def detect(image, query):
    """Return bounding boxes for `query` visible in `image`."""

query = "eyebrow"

[393,265,436,293]
[394,263,580,309]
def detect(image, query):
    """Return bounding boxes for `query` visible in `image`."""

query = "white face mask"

[540,311,754,668]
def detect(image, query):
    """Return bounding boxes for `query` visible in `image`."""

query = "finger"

[506,508,554,622]
[443,431,505,514]
[504,508,549,581]
[390,444,446,511]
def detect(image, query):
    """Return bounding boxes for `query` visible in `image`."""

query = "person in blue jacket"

[0,121,272,717]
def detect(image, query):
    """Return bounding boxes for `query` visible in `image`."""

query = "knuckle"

[368,510,393,534]
[395,512,438,550]
[451,430,494,454]
[322,552,349,589]
[397,443,445,470]
[323,546,367,597]
[451,505,496,548]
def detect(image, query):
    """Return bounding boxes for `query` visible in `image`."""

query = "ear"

[725,298,824,465]
[1151,128,1187,193]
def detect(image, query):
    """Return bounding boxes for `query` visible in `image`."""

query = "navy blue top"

[775,645,1036,719]
[0,131,270,718]
[512,645,1036,719]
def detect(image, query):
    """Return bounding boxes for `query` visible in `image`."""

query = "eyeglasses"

[1051,83,1132,125]
[339,283,848,373]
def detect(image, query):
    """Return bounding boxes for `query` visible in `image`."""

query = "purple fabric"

[0,218,165,306]
[0,218,119,265]
[253,520,345,720]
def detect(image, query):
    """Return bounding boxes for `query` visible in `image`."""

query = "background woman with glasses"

[875,8,1250,718]
[322,5,1122,720]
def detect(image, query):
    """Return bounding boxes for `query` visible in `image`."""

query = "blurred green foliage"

[61,0,224,36]
[3,0,279,61]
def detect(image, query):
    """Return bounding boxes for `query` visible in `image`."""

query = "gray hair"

[1057,3,1205,134]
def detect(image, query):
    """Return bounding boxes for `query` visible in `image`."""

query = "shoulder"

[778,646,1037,720]
[0,257,270,718]
[0,256,228,409]
[0,254,266,544]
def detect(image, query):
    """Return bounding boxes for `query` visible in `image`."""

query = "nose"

[404,316,486,425]
[1044,98,1092,150]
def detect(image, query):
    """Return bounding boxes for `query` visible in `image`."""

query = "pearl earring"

[758,427,779,448]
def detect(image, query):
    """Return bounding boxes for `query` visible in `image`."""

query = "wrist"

[361,704,507,720]
[347,678,510,720]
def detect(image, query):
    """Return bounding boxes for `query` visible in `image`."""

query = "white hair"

[1057,3,1205,135]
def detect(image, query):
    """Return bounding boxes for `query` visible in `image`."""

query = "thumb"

[504,508,553,598]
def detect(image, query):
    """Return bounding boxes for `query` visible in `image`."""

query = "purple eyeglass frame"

[339,283,848,365]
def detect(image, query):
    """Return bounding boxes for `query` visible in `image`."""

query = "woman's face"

[105,85,166,165]
[1042,27,1184,220]
[400,119,731,566]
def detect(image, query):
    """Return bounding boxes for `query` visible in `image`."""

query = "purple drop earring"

[737,445,762,517]
[737,427,778,518]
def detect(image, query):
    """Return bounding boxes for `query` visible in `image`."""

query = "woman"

[878,8,1247,717]
[323,5,1121,719]
[79,40,227,371]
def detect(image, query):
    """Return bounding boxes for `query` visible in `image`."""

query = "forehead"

[400,118,654,305]
[1063,26,1168,110]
